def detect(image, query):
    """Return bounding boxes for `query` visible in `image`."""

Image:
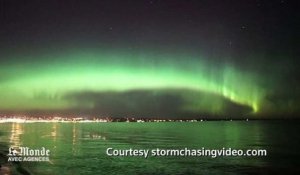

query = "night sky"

[0,0,299,118]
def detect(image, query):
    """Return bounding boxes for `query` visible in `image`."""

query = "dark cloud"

[264,93,300,116]
[63,89,252,118]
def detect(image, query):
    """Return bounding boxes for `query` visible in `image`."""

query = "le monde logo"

[7,147,50,162]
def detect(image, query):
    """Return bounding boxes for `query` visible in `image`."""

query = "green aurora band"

[0,50,265,116]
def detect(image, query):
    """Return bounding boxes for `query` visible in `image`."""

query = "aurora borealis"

[0,0,299,118]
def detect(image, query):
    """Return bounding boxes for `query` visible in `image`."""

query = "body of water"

[0,121,300,174]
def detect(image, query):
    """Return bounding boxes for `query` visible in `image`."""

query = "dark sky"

[0,0,299,118]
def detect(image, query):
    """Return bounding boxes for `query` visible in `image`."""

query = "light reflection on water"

[0,121,299,175]
[51,123,57,141]
[9,123,23,147]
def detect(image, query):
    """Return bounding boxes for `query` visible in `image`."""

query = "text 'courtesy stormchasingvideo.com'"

[106,147,268,159]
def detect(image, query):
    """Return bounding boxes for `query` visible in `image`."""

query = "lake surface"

[0,121,300,175]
